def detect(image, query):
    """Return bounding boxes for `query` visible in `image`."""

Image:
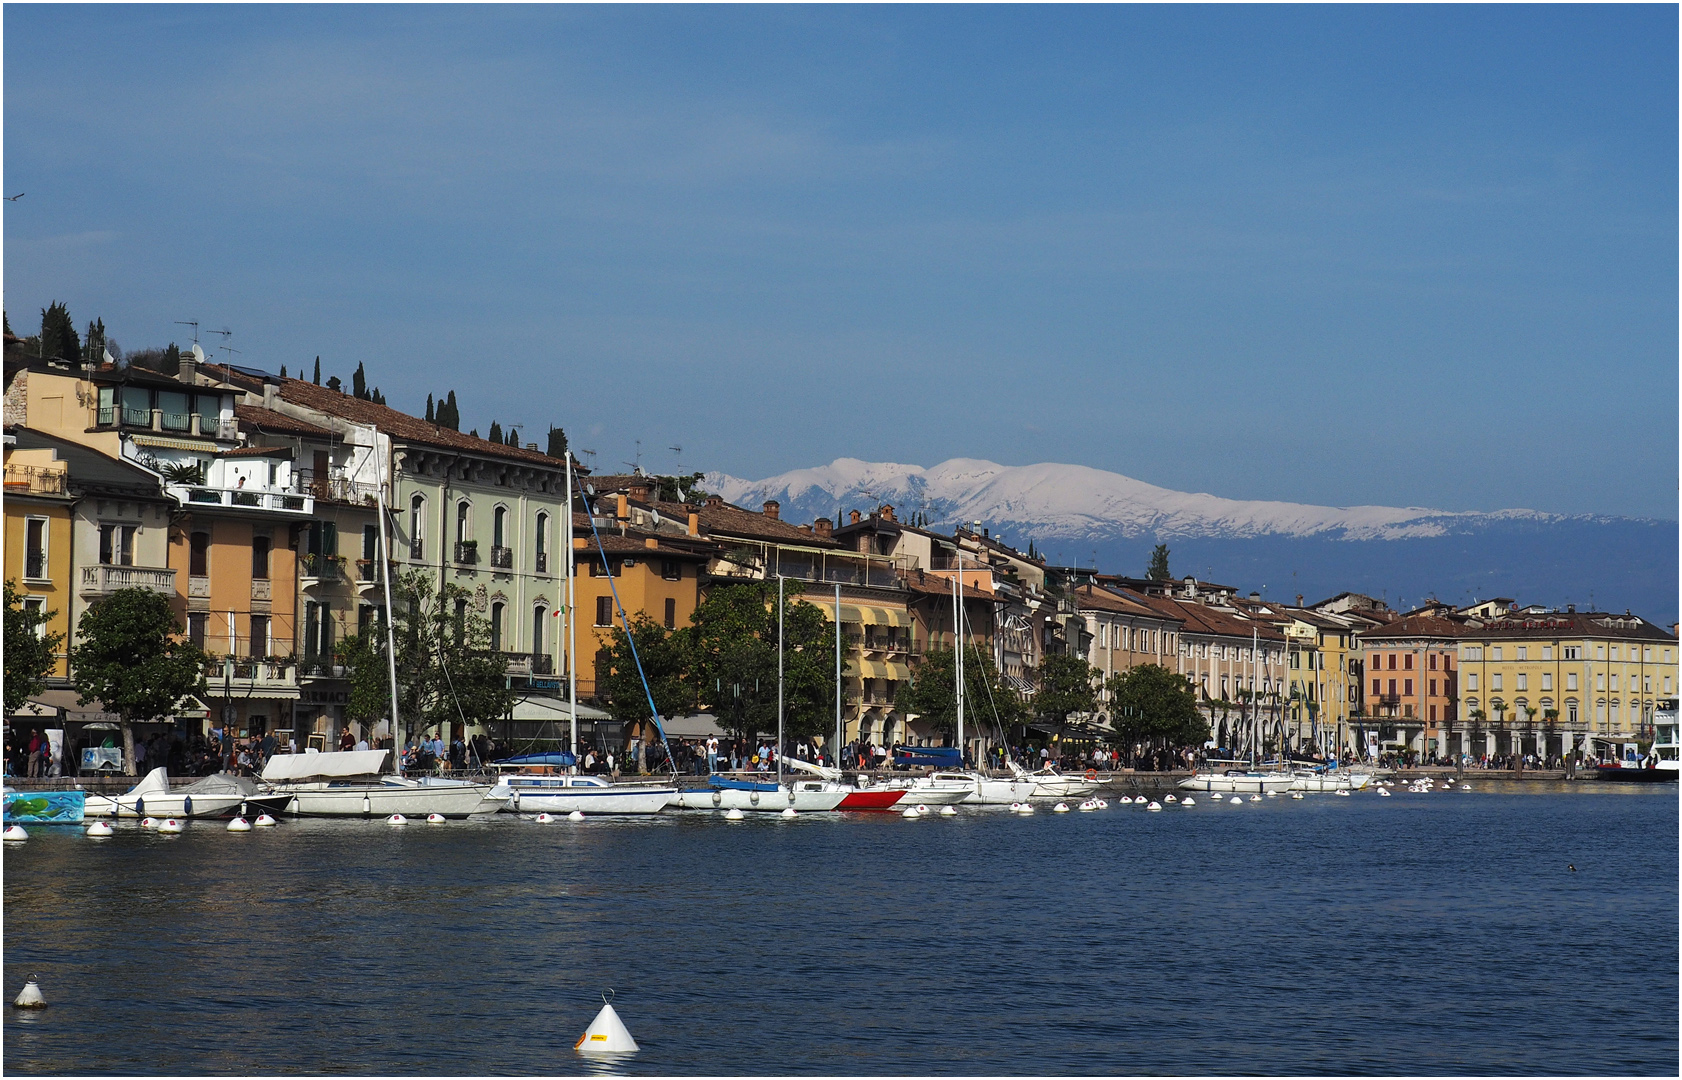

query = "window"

[1542,646,1553,661]
[1467,673,1479,691]
[409,494,425,559]
[493,506,507,549]
[662,559,681,582]
[1387,654,1397,670]
[1516,673,1527,691]
[252,535,271,579]
[533,606,547,655]
[456,501,470,544]
[1492,647,1502,661]
[1372,678,1381,697]
[489,602,504,652]
[1567,703,1578,725]
[1430,704,1437,722]
[1404,679,1413,696]
[307,521,338,557]
[596,596,615,627]
[24,518,47,579]
[1541,673,1553,691]
[249,615,270,657]
[1567,673,1578,691]
[535,512,548,572]
[1465,646,1483,661]
[1492,673,1502,691]
[1429,653,1438,671]
[1609,646,1619,661]
[190,531,210,576]
[1596,645,1605,660]
[453,598,467,646]
[304,602,333,661]
[21,597,47,639]
[1429,679,1437,696]
[590,559,621,577]
[1516,646,1528,661]
[1609,674,1618,692]
[1644,647,1653,662]
[664,598,677,629]
[357,604,375,639]
[1404,653,1413,670]
[1564,646,1580,660]
[188,612,207,650]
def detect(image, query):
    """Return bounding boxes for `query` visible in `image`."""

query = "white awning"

[261,748,389,781]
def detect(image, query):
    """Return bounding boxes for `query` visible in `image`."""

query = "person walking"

[706,735,719,774]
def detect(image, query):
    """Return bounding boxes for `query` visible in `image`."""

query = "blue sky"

[5,6,1676,518]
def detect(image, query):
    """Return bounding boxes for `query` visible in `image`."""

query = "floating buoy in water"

[1377,789,1391,797]
[1265,791,1278,798]
[85,820,114,837]
[1146,800,1162,812]
[724,808,745,820]
[575,989,638,1054]
[780,807,797,818]
[534,813,556,823]
[427,813,446,824]
[13,976,45,1008]
[254,814,277,827]
[1118,795,1132,805]
[915,805,930,814]
[1164,794,1177,802]
[140,816,159,829]
[1078,800,1096,812]
[1181,797,1195,807]
[1336,789,1351,797]
[568,811,586,822]
[1096,799,1108,809]
[387,814,408,826]
[3,825,28,842]
[157,818,184,834]
[1016,803,1034,814]
[1230,796,1243,805]
[939,805,958,816]
[1053,802,1070,813]
[227,817,252,832]
[1290,792,1304,800]
[902,806,920,819]
[1460,784,1470,791]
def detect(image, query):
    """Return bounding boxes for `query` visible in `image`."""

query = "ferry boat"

[1592,699,1678,783]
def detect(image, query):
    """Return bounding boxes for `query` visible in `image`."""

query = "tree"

[352,362,368,400]
[70,588,207,774]
[898,645,1026,743]
[687,581,840,744]
[325,375,343,393]
[1146,544,1171,582]
[654,472,708,503]
[547,425,568,459]
[487,421,503,444]
[39,301,80,364]
[425,394,435,423]
[372,387,385,406]
[84,318,107,365]
[1035,653,1099,729]
[1106,663,1207,750]
[280,364,288,378]
[312,356,321,384]
[505,426,519,447]
[594,613,691,727]
[4,581,63,714]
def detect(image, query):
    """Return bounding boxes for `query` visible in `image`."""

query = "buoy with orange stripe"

[575,989,638,1054]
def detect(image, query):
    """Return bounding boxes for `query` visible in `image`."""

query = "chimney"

[1249,592,1260,602]
[1297,594,1304,607]
[880,504,895,522]
[526,442,538,452]
[814,517,832,539]
[628,480,651,504]
[179,351,200,386]
[687,511,700,537]
[645,536,659,549]
[615,494,629,520]
[705,494,724,509]
[849,510,862,524]
[762,500,780,521]
[798,524,812,536]
[1566,604,1575,613]
[262,382,278,410]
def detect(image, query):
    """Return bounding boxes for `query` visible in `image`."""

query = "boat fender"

[575,990,638,1054]
[568,811,585,822]
[362,795,372,817]
[183,795,193,817]
[749,791,759,806]
[511,790,521,812]
[711,790,722,807]
[135,796,144,818]
[227,817,252,832]
[3,825,28,842]
[13,976,45,1008]
[787,790,796,805]
[85,821,114,837]
[255,814,278,827]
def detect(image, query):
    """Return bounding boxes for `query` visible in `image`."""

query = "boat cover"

[261,748,389,782]
[495,751,577,767]
[126,767,172,798]
[895,747,963,768]
[709,776,782,792]
[178,773,262,796]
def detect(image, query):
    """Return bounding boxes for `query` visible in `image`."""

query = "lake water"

[3,781,1676,1075]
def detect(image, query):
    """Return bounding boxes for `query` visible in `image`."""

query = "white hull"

[967,777,1040,805]
[274,781,497,818]
[1027,777,1103,798]
[887,783,972,806]
[506,787,674,814]
[1290,772,1373,792]
[1177,772,1297,794]
[671,784,848,812]
[88,793,248,818]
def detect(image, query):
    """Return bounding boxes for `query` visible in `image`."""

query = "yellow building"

[1458,609,1678,760]
[1279,608,1361,751]
[4,437,74,682]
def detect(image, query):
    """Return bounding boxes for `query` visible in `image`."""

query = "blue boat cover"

[709,776,783,792]
[894,746,963,767]
[494,751,577,767]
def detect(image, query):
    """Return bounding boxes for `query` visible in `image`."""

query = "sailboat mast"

[953,562,964,762]
[777,573,785,786]
[565,453,578,765]
[834,584,842,768]
[374,430,402,774]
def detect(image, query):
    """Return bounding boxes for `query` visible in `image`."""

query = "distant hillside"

[708,458,1679,622]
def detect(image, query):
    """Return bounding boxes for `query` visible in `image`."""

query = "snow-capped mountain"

[707,457,1557,543]
[707,458,1677,621]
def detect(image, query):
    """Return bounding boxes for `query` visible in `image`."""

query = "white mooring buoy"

[534,813,556,824]
[1181,797,1195,807]
[157,818,184,834]
[427,813,446,824]
[1164,794,1177,802]
[568,811,586,822]
[901,806,920,819]
[387,814,408,826]
[140,816,159,830]
[1053,802,1070,813]
[1291,791,1304,800]
[939,805,958,816]
[575,989,638,1054]
[254,814,277,827]
[1377,789,1391,797]
[4,825,29,842]
[1146,800,1162,812]
[723,808,745,820]
[13,976,45,1008]
[85,820,114,837]
[780,807,797,818]
[1230,796,1243,805]
[227,817,252,832]
[1249,794,1263,802]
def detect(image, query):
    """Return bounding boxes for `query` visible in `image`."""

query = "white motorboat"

[1008,762,1104,798]
[884,774,974,806]
[1177,769,1297,795]
[492,772,675,814]
[912,771,1038,805]
[84,768,293,819]
[671,776,848,812]
[1289,768,1374,792]
[261,749,500,819]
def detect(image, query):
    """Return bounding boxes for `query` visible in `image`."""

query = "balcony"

[300,553,346,584]
[298,468,382,507]
[4,464,67,496]
[409,539,424,561]
[298,656,347,680]
[169,483,313,515]
[454,540,478,566]
[489,545,514,570]
[24,552,48,580]
[502,652,555,677]
[535,551,548,574]
[206,656,298,692]
[98,409,237,440]
[81,564,177,598]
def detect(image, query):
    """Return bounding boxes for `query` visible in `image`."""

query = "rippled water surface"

[4,781,1676,1075]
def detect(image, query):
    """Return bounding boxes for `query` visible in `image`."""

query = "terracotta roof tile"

[234,404,333,439]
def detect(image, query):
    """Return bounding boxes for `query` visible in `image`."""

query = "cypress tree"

[280,364,288,378]
[438,390,460,430]
[313,356,321,384]
[506,427,519,446]
[488,421,503,444]
[372,387,385,406]
[425,394,435,423]
[84,318,106,365]
[352,362,367,400]
[39,301,80,364]
[546,425,568,459]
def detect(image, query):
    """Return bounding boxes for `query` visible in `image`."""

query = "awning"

[817,604,912,627]
[661,713,727,738]
[853,660,912,680]
[130,435,218,453]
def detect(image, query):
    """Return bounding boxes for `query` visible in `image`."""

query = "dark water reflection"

[4,782,1676,1075]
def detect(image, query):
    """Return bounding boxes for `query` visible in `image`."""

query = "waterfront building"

[1071,583,1185,716]
[1274,606,1362,755]
[3,429,77,683]
[1354,614,1464,760]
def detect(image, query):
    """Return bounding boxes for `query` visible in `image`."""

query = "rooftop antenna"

[218,345,242,361]
[206,327,232,343]
[174,320,200,345]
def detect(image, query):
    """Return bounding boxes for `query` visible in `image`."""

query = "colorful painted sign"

[3,790,87,823]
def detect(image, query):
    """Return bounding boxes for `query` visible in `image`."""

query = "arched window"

[534,512,549,574]
[489,601,504,652]
[456,500,470,544]
[409,494,425,560]
[532,605,547,656]
[491,505,511,568]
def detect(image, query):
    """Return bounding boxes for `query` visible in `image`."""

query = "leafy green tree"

[546,425,568,459]
[654,472,708,503]
[39,301,80,364]
[4,581,64,714]
[898,645,1026,742]
[1106,663,1207,749]
[70,588,207,773]
[84,318,107,365]
[1035,653,1099,729]
[595,613,692,727]
[1147,544,1171,582]
[325,375,343,393]
[687,581,840,744]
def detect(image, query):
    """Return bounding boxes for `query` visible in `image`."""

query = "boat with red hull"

[836,788,906,811]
